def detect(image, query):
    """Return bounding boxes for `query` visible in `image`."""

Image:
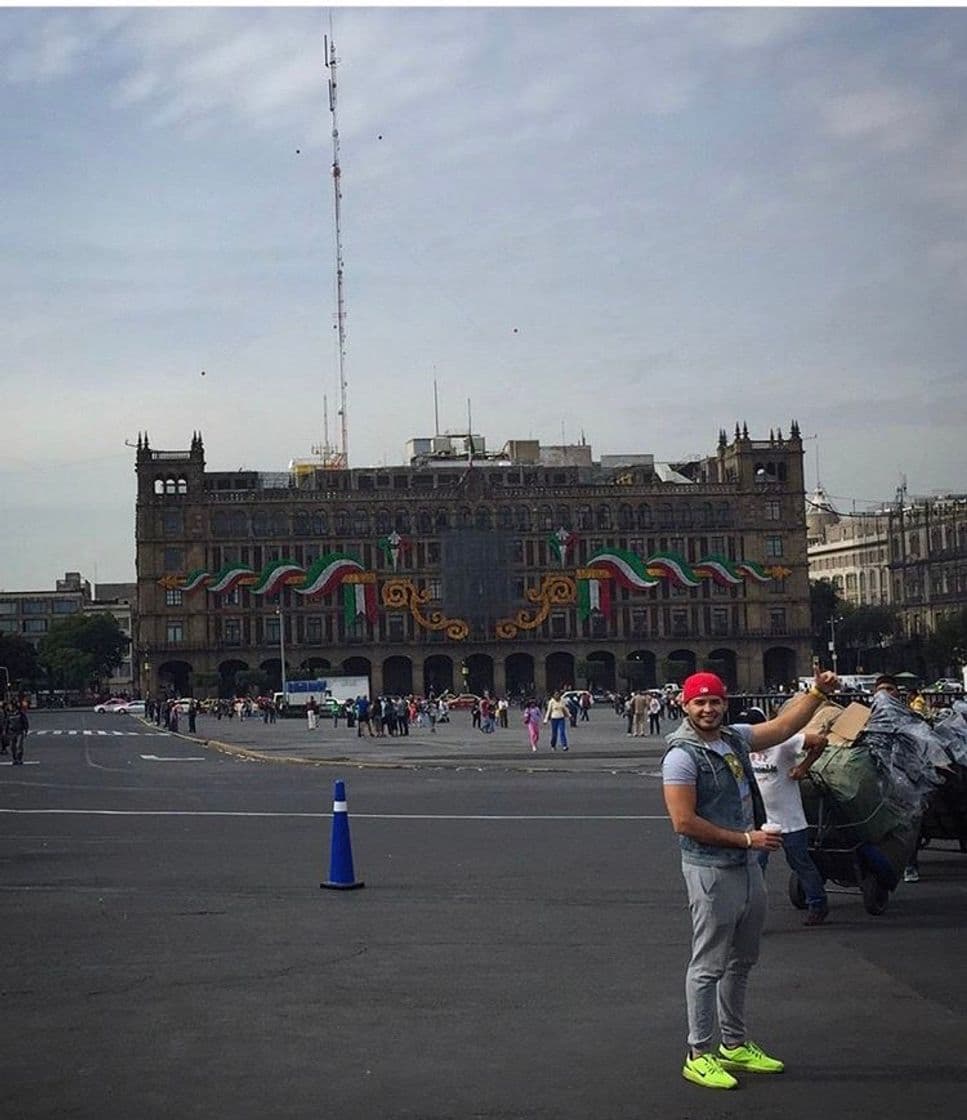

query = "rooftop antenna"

[434,376,440,437]
[325,22,349,468]
[801,433,820,488]
[311,394,343,467]
[467,397,473,464]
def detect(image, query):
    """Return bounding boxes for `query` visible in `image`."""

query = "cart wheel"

[861,874,889,916]
[788,872,807,910]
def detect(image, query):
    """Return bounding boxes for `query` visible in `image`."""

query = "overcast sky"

[2,4,966,591]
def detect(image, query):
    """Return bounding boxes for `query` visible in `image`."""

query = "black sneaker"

[803,906,829,927]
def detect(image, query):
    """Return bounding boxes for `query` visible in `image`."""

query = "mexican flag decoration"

[379,530,410,572]
[343,571,378,626]
[548,527,576,568]
[577,567,612,621]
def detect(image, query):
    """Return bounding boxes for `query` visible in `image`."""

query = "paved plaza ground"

[2,708,965,1119]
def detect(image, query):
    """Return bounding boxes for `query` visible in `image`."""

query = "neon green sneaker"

[682,1053,738,1090]
[718,1040,785,1073]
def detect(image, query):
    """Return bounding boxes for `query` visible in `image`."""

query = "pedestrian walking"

[648,693,662,736]
[746,709,830,926]
[522,700,542,751]
[543,691,569,751]
[8,704,28,765]
[662,669,839,1091]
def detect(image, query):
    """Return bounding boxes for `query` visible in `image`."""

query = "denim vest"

[664,719,766,868]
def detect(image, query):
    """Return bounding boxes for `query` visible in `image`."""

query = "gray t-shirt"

[663,724,755,830]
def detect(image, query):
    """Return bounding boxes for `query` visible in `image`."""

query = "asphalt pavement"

[174,704,670,772]
[2,708,965,1120]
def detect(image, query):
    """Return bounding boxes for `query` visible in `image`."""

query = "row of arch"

[154,647,798,699]
[207,501,735,539]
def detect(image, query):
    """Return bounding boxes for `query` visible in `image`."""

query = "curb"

[139,718,663,774]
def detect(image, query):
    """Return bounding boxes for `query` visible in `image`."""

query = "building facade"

[0,572,92,647]
[889,494,967,637]
[806,490,893,607]
[134,426,812,700]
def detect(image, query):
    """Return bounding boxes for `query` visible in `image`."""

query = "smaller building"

[0,571,92,646]
[0,573,136,695]
[806,490,892,607]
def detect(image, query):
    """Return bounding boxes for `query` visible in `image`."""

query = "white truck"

[274,676,370,718]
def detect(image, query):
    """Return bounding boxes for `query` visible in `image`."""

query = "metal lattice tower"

[325,28,349,468]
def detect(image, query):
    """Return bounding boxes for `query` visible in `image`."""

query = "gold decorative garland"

[495,574,576,639]
[382,578,470,641]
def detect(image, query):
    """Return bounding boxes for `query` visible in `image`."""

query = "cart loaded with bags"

[794,692,966,916]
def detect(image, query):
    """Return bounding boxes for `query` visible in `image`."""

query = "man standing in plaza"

[662,668,839,1090]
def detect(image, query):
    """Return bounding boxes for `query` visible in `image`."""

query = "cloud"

[818,84,938,152]
[3,13,85,83]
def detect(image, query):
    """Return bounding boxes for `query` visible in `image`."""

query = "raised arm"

[748,671,839,750]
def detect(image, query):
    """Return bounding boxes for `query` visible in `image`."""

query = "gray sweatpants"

[681,858,767,1052]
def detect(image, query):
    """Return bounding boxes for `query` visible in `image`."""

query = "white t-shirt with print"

[749,733,807,833]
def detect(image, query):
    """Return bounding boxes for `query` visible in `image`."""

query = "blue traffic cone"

[321,779,365,890]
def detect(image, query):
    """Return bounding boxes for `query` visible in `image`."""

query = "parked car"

[117,700,146,715]
[93,698,128,713]
[562,689,593,707]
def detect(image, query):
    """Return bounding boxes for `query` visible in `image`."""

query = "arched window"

[311,509,329,536]
[435,509,449,531]
[555,505,570,529]
[497,506,514,531]
[353,509,370,535]
[417,509,433,534]
[394,509,411,533]
[176,478,188,495]
[617,503,633,530]
[538,505,553,531]
[154,479,164,495]
[212,511,229,536]
[164,478,177,495]
[475,506,492,530]
[596,504,612,530]
[458,506,473,528]
[334,508,350,535]
[658,503,673,529]
[636,503,653,529]
[270,512,287,537]
[375,508,392,534]
[576,505,592,530]
[516,506,532,532]
[252,511,269,537]
[293,511,310,536]
[229,512,247,537]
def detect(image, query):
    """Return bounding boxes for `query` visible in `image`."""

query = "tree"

[38,613,129,692]
[837,604,901,673]
[922,608,967,680]
[0,635,42,690]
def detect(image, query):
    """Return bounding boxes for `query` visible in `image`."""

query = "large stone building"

[889,493,967,638]
[134,425,812,699]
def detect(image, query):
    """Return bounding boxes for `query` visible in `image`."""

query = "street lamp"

[828,616,842,675]
[460,660,469,693]
[277,604,287,701]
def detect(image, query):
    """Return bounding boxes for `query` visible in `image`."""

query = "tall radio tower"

[325,26,349,468]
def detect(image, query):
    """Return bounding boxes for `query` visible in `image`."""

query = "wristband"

[809,685,827,700]
[744,832,751,848]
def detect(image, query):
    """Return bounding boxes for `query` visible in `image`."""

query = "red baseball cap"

[681,672,728,705]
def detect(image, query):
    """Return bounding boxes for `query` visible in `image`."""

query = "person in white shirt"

[745,707,829,926]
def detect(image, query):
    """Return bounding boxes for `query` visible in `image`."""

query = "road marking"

[139,754,206,762]
[0,808,667,820]
[1,761,40,766]
[34,730,167,737]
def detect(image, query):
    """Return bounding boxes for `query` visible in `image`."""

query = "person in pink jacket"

[522,700,542,752]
